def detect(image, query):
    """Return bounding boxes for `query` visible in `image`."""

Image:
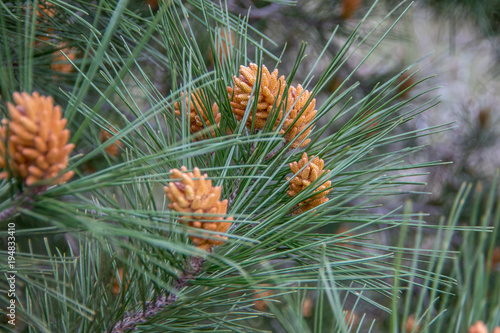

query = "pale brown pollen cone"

[228,63,287,131]
[469,321,488,333]
[283,84,316,148]
[51,43,78,74]
[287,152,331,214]
[174,91,221,141]
[164,166,233,251]
[99,126,123,158]
[0,92,75,186]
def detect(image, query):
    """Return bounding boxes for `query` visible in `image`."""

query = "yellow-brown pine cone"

[51,43,78,73]
[99,126,123,157]
[0,92,75,186]
[227,63,287,130]
[469,321,488,333]
[283,84,317,148]
[164,166,233,250]
[174,91,221,140]
[27,2,56,46]
[287,152,331,213]
[252,284,273,312]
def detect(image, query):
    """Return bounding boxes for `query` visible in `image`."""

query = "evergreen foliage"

[0,1,498,332]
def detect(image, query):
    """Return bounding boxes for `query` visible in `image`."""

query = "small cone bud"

[174,91,221,140]
[51,42,78,74]
[99,126,123,157]
[0,92,75,186]
[405,314,419,333]
[111,268,129,297]
[283,84,316,148]
[287,153,331,213]
[252,284,273,312]
[469,321,488,333]
[165,167,232,250]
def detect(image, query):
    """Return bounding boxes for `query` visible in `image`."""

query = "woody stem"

[111,256,205,333]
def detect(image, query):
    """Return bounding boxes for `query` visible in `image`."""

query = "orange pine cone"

[99,126,123,157]
[165,166,232,251]
[228,63,287,130]
[174,91,221,140]
[287,152,331,213]
[31,2,56,45]
[111,268,129,297]
[0,92,75,186]
[283,84,317,148]
[469,321,488,333]
[252,284,273,312]
[405,314,420,333]
[51,43,78,74]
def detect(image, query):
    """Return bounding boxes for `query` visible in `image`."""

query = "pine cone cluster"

[227,63,287,130]
[165,166,233,251]
[174,91,221,140]
[283,84,317,148]
[287,152,331,213]
[0,92,75,186]
[227,63,317,148]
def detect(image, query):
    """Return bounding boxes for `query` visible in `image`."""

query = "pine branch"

[0,190,38,221]
[111,256,206,332]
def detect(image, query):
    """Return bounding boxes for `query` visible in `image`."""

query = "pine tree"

[0,1,497,332]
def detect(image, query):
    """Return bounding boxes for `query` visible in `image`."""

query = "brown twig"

[0,190,38,221]
[111,256,206,333]
[0,205,17,221]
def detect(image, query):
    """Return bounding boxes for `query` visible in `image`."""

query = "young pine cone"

[174,91,221,140]
[287,153,331,213]
[165,166,233,251]
[99,126,123,157]
[228,63,287,130]
[283,84,317,148]
[51,43,78,74]
[0,92,75,186]
[469,321,500,333]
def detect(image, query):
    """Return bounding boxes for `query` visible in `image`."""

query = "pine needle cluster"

[0,1,497,333]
